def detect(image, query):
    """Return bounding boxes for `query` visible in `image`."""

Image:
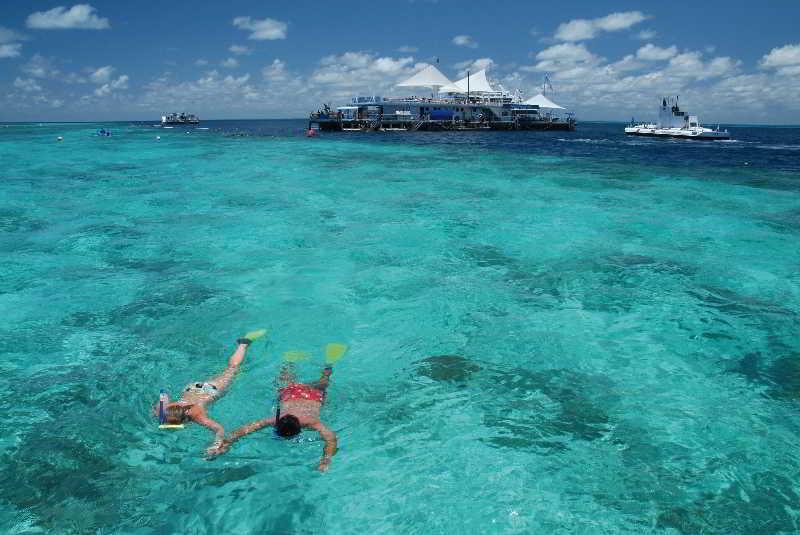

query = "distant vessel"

[625,97,729,140]
[161,112,200,125]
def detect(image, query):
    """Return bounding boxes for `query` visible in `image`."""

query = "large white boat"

[309,67,575,132]
[625,97,729,140]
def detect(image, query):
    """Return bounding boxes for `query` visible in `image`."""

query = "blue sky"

[2,1,800,123]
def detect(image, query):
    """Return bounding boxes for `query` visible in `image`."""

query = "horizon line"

[3,118,800,128]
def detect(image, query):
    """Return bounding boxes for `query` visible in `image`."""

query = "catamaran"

[309,67,575,132]
[625,97,729,140]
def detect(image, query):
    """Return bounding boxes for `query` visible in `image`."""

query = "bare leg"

[228,343,248,368]
[277,362,296,387]
[208,342,249,393]
[311,366,333,392]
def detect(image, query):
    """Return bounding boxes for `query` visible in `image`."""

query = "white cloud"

[13,77,42,92]
[0,26,27,43]
[594,12,648,32]
[195,58,209,66]
[33,95,64,108]
[665,51,739,80]
[760,43,800,76]
[636,43,677,61]
[704,56,740,78]
[310,51,416,99]
[221,57,239,69]
[26,4,110,30]
[760,43,800,67]
[636,29,656,40]
[555,19,595,42]
[454,57,495,77]
[6,38,800,123]
[22,54,59,78]
[397,45,418,53]
[63,72,87,84]
[452,35,478,49]
[232,16,287,40]
[606,54,645,73]
[140,70,265,110]
[262,59,287,80]
[94,74,128,97]
[229,45,251,55]
[555,11,647,41]
[89,65,114,84]
[498,39,766,123]
[0,43,22,58]
[527,43,599,72]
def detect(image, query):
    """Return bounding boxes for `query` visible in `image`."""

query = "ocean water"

[1,120,799,534]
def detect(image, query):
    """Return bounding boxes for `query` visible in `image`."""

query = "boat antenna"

[543,74,553,96]
[467,70,470,103]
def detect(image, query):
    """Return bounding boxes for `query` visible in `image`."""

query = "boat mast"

[543,74,553,96]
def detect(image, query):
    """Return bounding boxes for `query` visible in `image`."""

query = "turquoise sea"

[1,120,799,534]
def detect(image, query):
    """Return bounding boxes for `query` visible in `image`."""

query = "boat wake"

[557,138,614,144]
[757,144,800,151]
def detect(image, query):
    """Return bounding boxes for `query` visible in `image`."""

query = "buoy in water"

[57,136,63,142]
[156,135,161,141]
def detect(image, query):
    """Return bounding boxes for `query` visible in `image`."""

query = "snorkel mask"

[158,390,185,430]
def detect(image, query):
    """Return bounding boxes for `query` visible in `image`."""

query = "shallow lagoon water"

[1,120,799,534]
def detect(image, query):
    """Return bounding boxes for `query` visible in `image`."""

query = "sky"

[1,1,800,123]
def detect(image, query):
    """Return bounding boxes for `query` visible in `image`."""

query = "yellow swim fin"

[243,329,267,342]
[325,343,348,365]
[283,350,310,362]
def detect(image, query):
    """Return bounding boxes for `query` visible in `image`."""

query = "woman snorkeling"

[155,330,266,454]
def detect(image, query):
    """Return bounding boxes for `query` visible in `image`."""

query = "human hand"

[205,439,230,459]
[317,459,331,472]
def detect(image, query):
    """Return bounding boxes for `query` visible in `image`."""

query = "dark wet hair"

[164,405,190,425]
[275,415,301,438]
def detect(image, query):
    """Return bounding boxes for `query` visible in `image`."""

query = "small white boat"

[161,112,200,125]
[625,97,730,140]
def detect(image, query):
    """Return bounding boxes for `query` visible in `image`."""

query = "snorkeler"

[209,343,347,471]
[155,329,266,454]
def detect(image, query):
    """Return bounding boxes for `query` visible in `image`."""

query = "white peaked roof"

[397,64,454,89]
[440,69,497,93]
[524,93,565,109]
[455,69,496,93]
[438,82,462,93]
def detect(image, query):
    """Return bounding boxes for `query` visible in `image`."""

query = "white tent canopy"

[524,93,565,109]
[440,69,496,93]
[397,65,454,92]
[455,69,496,93]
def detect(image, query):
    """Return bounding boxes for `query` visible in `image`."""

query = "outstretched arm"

[189,407,225,454]
[230,417,276,443]
[205,417,274,458]
[311,422,337,472]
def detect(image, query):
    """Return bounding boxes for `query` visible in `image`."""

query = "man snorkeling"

[209,343,346,472]
[155,330,266,454]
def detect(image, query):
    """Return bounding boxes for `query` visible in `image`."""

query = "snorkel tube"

[158,389,184,429]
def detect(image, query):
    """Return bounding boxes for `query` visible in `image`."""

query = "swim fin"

[283,350,310,362]
[243,329,267,342]
[325,343,348,365]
